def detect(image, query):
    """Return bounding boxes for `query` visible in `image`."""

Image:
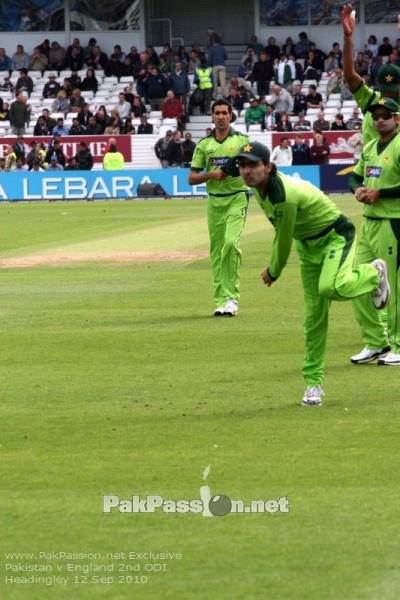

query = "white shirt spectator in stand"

[270,137,293,166]
[275,55,296,87]
[114,92,132,121]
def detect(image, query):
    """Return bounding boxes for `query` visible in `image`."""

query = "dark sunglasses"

[371,111,395,121]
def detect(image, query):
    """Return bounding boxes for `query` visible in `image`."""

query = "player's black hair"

[211,99,232,115]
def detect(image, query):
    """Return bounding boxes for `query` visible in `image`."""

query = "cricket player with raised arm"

[235,141,390,406]
[188,99,250,316]
[348,97,400,366]
[341,4,400,364]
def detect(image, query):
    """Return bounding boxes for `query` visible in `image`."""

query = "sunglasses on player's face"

[371,111,395,121]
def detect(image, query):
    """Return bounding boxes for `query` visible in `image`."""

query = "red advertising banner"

[0,135,132,163]
[272,131,362,163]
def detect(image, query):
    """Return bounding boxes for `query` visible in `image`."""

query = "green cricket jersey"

[352,132,400,218]
[353,83,400,145]
[190,128,250,195]
[252,171,341,279]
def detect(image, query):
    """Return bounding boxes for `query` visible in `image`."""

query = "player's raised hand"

[341,4,355,37]
[398,14,400,33]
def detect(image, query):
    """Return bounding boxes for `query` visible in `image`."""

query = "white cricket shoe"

[223,298,238,317]
[213,306,225,316]
[377,351,400,366]
[350,346,391,364]
[302,385,324,406]
[371,259,391,309]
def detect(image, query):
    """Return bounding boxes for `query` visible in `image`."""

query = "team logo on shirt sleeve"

[366,166,382,178]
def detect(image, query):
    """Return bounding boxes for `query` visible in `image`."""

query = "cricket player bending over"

[236,141,390,406]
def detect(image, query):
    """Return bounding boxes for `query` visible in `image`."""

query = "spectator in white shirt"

[275,53,296,90]
[114,92,132,121]
[270,136,293,166]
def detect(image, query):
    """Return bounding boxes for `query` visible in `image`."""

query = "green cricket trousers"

[208,191,249,307]
[296,215,379,385]
[352,217,400,352]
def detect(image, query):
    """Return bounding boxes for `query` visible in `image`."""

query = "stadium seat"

[59,70,72,79]
[42,99,55,108]
[162,118,178,129]
[325,100,341,109]
[247,124,263,132]
[306,108,320,117]
[327,93,341,102]
[323,108,339,117]
[0,92,13,102]
[28,70,43,80]
[30,90,43,99]
[95,90,111,99]
[81,91,94,101]
[342,100,358,108]
[28,98,43,110]
[103,76,119,86]
[233,123,247,134]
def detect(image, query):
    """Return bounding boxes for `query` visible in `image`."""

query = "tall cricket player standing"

[341,4,400,364]
[235,141,390,406]
[188,99,250,316]
[348,98,400,366]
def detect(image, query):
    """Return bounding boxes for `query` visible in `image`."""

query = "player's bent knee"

[222,240,240,253]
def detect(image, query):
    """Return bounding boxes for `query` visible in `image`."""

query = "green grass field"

[1,196,400,600]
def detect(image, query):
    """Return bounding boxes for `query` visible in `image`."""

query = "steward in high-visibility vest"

[103,139,125,170]
[193,59,214,114]
[195,66,213,90]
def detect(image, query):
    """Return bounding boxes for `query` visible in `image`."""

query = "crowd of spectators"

[0,27,399,170]
[1,133,94,172]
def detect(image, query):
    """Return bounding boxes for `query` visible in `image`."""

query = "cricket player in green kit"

[188,100,250,316]
[342,5,400,364]
[236,141,390,406]
[348,98,400,365]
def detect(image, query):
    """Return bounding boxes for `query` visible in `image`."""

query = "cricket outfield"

[1,196,399,600]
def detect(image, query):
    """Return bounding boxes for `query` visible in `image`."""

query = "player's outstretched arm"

[341,4,362,93]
